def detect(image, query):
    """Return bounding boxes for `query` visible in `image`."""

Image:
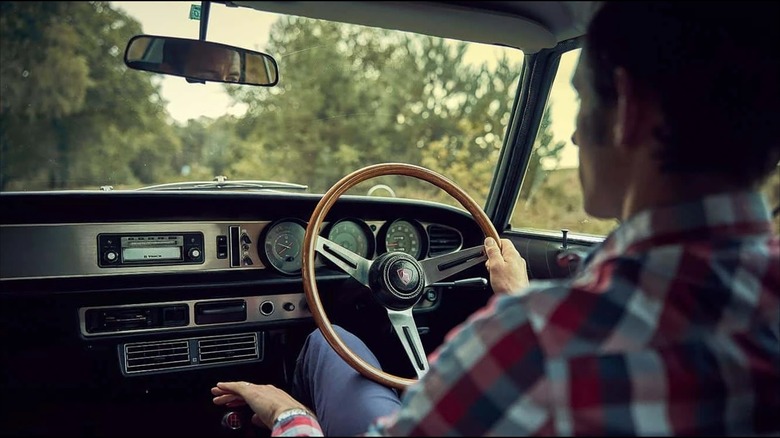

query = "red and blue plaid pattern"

[276,190,779,436]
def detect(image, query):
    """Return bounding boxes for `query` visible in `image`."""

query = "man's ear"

[612,67,637,148]
[614,67,663,148]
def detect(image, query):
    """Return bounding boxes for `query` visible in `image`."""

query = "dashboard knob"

[188,247,201,260]
[103,250,118,263]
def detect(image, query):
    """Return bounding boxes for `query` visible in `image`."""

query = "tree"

[226,15,522,203]
[517,105,566,205]
[0,1,178,190]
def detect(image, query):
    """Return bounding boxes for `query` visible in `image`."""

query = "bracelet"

[273,408,313,427]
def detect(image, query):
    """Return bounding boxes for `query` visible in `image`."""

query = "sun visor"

[234,1,557,52]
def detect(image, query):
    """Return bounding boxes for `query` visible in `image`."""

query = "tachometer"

[259,218,306,275]
[380,219,427,260]
[325,218,375,259]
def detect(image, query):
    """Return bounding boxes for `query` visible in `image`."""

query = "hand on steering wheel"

[302,163,500,389]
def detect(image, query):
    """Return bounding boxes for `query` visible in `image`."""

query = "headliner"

[229,1,600,53]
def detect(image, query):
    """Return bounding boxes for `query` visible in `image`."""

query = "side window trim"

[508,44,618,238]
[486,38,582,233]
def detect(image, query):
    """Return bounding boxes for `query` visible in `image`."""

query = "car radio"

[97,232,204,267]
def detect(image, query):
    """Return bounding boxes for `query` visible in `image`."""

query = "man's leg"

[291,326,402,436]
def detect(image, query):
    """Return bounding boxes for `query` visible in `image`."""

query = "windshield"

[0,1,523,208]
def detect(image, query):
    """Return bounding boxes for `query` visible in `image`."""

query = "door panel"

[502,231,597,281]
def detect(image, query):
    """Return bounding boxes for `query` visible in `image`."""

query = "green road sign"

[189,5,201,20]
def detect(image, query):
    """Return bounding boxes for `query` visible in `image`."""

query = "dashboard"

[0,191,586,436]
[0,191,487,376]
[0,217,461,280]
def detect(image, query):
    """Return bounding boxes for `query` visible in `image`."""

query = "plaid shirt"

[274,190,780,436]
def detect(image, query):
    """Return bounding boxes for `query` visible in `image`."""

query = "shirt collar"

[588,190,773,263]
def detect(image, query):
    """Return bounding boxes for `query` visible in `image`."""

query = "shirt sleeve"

[366,291,552,436]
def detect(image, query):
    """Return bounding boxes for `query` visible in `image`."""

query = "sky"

[112,1,579,168]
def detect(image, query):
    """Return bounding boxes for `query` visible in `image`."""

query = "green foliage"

[1,4,617,236]
[517,106,566,203]
[510,104,618,236]
[0,1,179,190]
[225,16,521,207]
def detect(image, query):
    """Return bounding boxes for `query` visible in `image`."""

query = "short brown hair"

[585,1,780,186]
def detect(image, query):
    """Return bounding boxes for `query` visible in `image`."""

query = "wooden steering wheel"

[302,163,500,389]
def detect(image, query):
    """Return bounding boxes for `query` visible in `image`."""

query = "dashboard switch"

[216,235,228,259]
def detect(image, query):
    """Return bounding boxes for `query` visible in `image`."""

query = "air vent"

[124,339,191,374]
[121,332,263,375]
[197,333,260,364]
[428,224,463,256]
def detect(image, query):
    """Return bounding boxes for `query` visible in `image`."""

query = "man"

[212,1,779,435]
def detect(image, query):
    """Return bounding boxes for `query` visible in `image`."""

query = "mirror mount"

[185,1,212,84]
[198,1,211,41]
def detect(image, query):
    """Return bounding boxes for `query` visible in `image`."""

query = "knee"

[307,324,355,344]
[304,325,372,363]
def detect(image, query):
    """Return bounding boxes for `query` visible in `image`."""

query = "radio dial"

[188,247,202,260]
[103,250,119,263]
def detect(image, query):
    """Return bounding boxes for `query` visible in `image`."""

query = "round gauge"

[326,218,375,259]
[382,219,426,259]
[259,219,306,275]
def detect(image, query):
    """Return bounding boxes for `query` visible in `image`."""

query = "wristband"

[273,408,313,427]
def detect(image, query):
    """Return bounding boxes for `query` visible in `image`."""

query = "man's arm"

[211,381,324,436]
[367,292,551,436]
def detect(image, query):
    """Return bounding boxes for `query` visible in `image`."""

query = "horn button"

[369,252,425,310]
[390,259,420,292]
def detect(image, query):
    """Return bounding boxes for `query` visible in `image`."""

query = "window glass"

[0,1,523,212]
[510,49,618,236]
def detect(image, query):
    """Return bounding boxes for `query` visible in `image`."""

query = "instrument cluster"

[258,217,446,276]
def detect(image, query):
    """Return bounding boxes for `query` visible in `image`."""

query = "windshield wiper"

[133,176,308,192]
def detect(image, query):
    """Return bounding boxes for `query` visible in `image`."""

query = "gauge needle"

[278,242,292,254]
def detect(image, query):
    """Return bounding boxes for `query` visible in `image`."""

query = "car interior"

[1,1,778,437]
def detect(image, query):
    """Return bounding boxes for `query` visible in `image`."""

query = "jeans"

[290,326,402,436]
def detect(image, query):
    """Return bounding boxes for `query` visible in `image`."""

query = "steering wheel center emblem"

[396,268,413,286]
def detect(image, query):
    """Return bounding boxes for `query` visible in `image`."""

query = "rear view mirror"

[124,35,278,86]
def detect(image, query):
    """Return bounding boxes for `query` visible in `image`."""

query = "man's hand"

[211,381,313,429]
[484,237,529,295]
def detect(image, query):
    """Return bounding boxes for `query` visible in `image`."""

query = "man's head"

[572,1,780,219]
[183,44,241,83]
[162,39,242,83]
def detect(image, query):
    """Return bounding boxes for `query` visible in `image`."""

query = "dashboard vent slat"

[124,340,191,374]
[197,333,260,364]
[428,224,463,257]
[121,332,263,376]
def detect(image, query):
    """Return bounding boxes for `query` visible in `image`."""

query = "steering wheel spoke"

[386,308,429,378]
[316,235,372,287]
[419,245,487,285]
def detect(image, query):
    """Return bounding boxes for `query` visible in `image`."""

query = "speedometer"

[325,218,375,259]
[259,218,306,275]
[380,219,427,260]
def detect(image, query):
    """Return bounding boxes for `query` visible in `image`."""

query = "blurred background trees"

[2,2,776,235]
